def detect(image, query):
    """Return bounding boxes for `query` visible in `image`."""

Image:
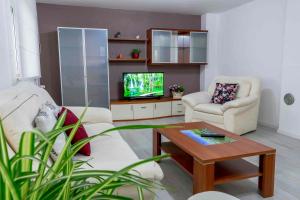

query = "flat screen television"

[123,72,164,99]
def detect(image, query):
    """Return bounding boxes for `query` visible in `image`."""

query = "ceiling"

[36,0,253,15]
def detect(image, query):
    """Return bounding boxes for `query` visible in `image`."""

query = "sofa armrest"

[182,91,211,108]
[221,96,258,112]
[66,106,113,124]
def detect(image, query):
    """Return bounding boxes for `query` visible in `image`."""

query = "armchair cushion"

[66,106,113,124]
[182,92,211,108]
[194,104,223,115]
[221,96,258,112]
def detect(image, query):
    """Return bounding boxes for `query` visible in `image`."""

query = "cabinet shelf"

[147,28,208,65]
[109,58,146,63]
[108,38,146,43]
[148,62,207,66]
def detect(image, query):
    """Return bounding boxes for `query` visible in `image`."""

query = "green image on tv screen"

[123,73,164,98]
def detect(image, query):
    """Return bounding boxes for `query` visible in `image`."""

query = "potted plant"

[0,109,168,200]
[131,48,141,59]
[169,84,185,99]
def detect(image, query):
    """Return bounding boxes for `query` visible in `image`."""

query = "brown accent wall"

[37,3,202,104]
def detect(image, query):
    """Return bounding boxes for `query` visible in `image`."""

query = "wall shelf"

[148,62,208,66]
[108,38,146,43]
[109,58,146,63]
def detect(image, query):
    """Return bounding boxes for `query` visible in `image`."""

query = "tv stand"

[110,97,184,121]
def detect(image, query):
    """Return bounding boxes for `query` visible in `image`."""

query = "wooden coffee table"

[153,122,276,198]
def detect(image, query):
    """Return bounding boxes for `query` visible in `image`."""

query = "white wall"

[0,0,40,90]
[200,13,220,91]
[278,0,300,139]
[202,0,287,128]
[0,0,17,89]
[13,0,41,79]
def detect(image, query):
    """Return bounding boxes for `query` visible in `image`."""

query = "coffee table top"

[155,122,276,163]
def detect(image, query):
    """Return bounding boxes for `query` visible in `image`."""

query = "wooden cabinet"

[111,98,183,121]
[172,101,185,116]
[154,102,172,118]
[133,103,154,119]
[110,104,134,120]
[147,28,208,66]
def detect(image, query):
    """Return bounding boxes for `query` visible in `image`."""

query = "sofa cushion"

[58,107,91,156]
[0,93,40,152]
[75,123,164,180]
[194,104,223,115]
[35,104,66,159]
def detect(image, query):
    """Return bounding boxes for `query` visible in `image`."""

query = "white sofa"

[182,76,261,135]
[0,82,163,198]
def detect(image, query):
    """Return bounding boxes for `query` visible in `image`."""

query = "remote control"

[201,133,225,138]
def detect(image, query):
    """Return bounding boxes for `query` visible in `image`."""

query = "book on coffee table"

[180,128,236,145]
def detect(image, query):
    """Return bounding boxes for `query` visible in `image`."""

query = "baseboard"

[277,129,300,140]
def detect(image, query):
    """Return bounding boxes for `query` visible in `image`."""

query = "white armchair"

[182,76,261,135]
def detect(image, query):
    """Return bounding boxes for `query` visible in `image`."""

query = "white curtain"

[11,0,41,79]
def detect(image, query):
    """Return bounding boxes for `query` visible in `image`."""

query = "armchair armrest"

[182,91,211,108]
[66,106,113,124]
[221,96,258,112]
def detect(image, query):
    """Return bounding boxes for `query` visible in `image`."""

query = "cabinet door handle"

[131,105,133,111]
[140,106,147,109]
[177,103,183,106]
[177,111,183,113]
[155,104,157,109]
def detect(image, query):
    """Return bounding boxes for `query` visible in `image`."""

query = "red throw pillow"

[58,107,91,156]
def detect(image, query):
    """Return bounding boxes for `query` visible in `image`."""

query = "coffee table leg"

[153,129,161,157]
[193,159,215,194]
[259,153,275,197]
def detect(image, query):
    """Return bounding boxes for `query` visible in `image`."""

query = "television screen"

[123,72,164,98]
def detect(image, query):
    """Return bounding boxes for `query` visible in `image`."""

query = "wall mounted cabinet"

[58,27,109,108]
[147,28,208,66]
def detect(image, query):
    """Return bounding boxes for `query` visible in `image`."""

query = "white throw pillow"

[35,105,66,159]
[44,101,61,117]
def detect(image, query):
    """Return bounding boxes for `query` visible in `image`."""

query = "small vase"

[172,91,184,99]
[132,53,140,59]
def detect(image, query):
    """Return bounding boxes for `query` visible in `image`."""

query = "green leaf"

[0,158,20,200]
[17,132,35,197]
[137,186,144,200]
[0,120,11,200]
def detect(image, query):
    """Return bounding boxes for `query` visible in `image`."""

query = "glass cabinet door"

[58,28,86,106]
[84,29,109,108]
[190,32,208,63]
[152,30,172,63]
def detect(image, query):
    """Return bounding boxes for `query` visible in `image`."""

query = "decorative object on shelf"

[131,48,141,59]
[169,84,185,99]
[136,35,140,39]
[114,31,121,38]
[116,53,124,59]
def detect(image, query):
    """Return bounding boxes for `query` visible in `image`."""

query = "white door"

[154,102,172,118]
[133,103,154,119]
[111,104,134,121]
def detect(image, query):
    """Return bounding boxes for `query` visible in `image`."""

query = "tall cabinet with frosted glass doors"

[147,28,208,65]
[57,27,110,108]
